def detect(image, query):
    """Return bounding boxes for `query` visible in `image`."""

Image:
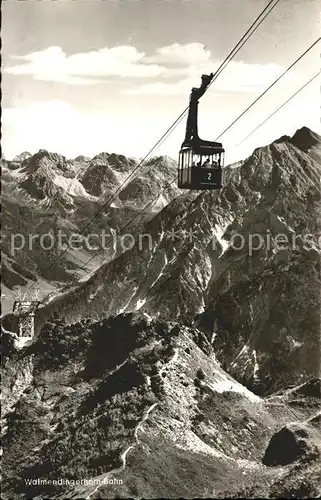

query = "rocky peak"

[89,152,136,172]
[12,151,32,163]
[80,158,121,197]
[291,126,321,153]
[73,155,90,163]
[20,149,75,178]
[80,152,137,197]
[118,155,178,206]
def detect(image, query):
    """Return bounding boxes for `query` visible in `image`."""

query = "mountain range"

[2,126,321,499]
[1,149,178,313]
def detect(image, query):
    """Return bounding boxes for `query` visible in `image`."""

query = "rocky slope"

[2,127,321,499]
[1,150,178,313]
[2,314,320,499]
[14,127,320,394]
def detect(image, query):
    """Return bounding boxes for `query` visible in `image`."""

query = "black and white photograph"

[1,0,321,498]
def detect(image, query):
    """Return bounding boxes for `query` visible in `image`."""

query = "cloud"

[5,40,302,116]
[4,45,166,84]
[125,61,287,95]
[4,43,286,92]
[144,42,212,66]
[5,43,211,85]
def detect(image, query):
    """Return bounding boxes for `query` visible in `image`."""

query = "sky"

[2,0,320,164]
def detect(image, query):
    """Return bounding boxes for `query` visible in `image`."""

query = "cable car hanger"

[178,74,225,190]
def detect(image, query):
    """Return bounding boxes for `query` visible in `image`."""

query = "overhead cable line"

[70,176,179,277]
[214,37,321,141]
[18,70,320,295]
[206,0,280,92]
[42,71,321,285]
[29,0,279,286]
[235,72,320,147]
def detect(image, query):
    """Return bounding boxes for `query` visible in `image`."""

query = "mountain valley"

[2,126,321,499]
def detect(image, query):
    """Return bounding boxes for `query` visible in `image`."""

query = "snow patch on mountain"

[151,194,168,212]
[117,287,139,314]
[205,372,261,403]
[169,419,232,459]
[149,254,168,289]
[252,350,259,380]
[88,284,104,301]
[53,175,98,200]
[9,168,27,179]
[213,222,230,257]
[14,336,34,350]
[135,298,147,311]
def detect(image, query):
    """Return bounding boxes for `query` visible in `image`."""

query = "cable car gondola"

[178,73,225,190]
